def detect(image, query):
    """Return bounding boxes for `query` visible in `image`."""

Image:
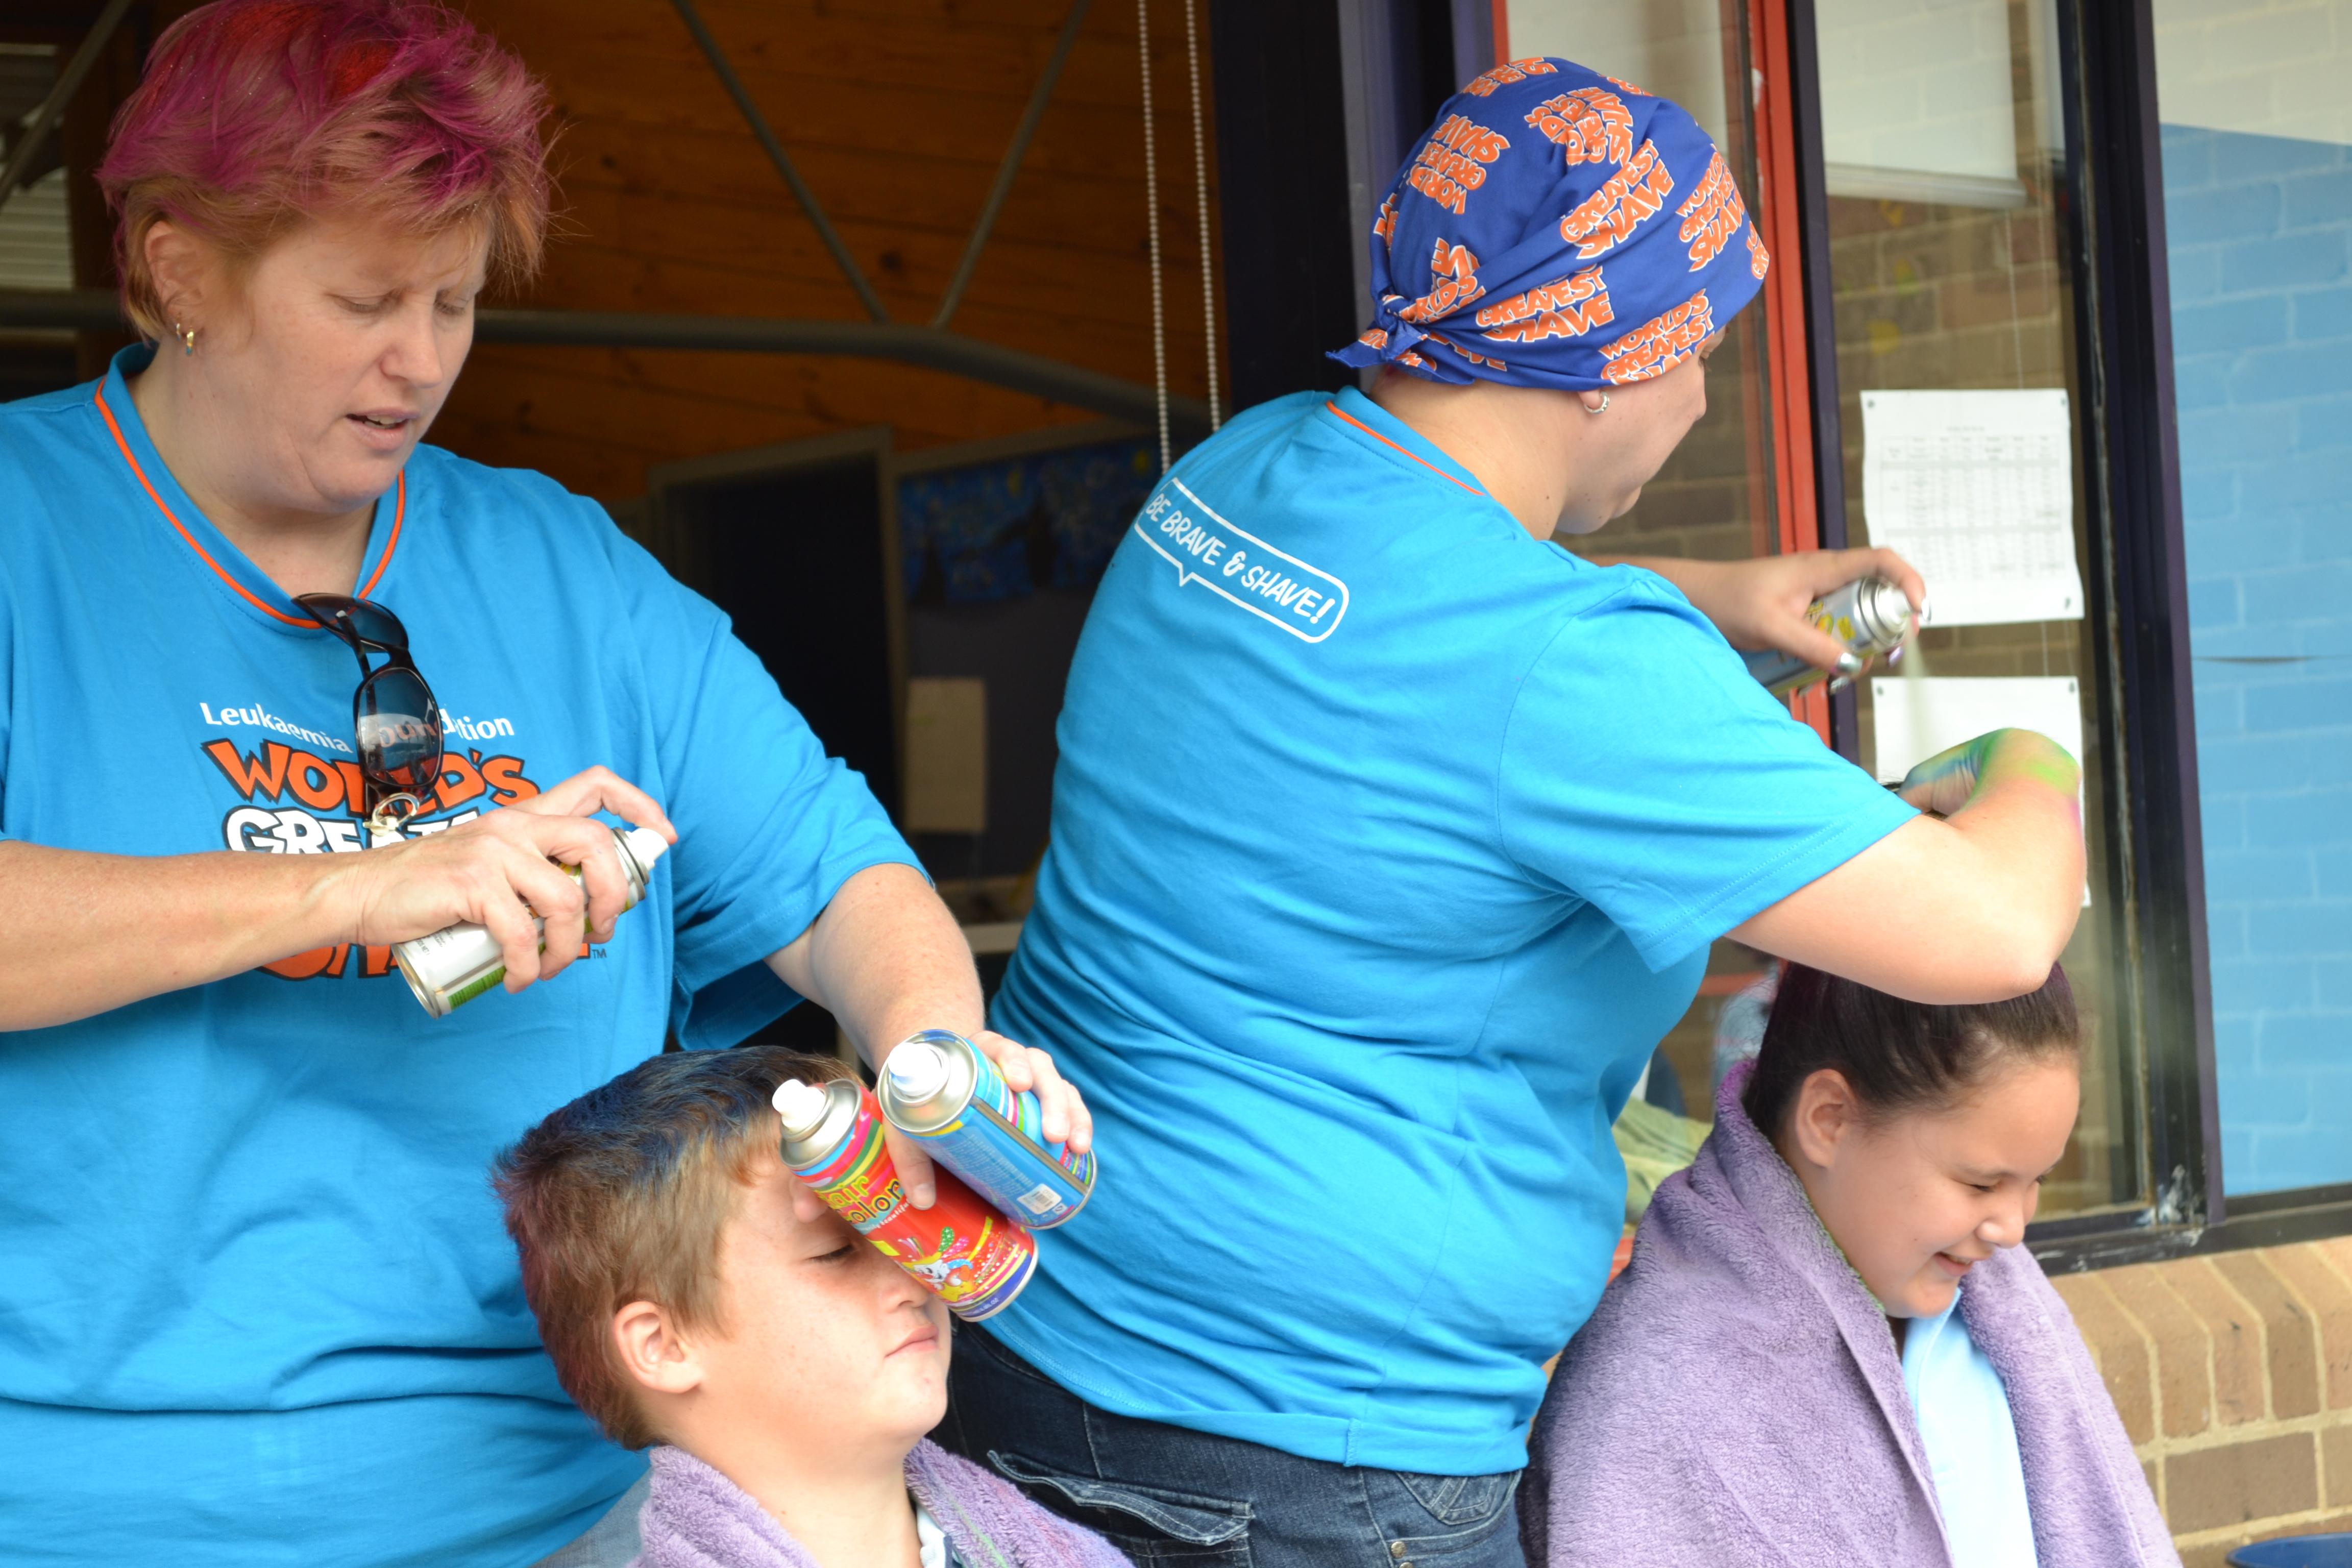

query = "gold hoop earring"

[174,321,197,355]
[1584,393,1609,415]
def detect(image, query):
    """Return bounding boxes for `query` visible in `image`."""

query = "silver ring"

[1585,393,1609,414]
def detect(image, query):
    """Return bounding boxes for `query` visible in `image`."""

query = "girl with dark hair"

[1523,964,2178,1568]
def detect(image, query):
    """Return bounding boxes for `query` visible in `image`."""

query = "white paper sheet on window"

[1871,673,2089,904]
[903,677,988,835]
[1860,389,2084,629]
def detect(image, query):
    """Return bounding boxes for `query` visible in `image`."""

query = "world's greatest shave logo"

[1135,478,1350,644]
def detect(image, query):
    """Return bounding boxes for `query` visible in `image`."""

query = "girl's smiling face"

[1776,1054,2080,1319]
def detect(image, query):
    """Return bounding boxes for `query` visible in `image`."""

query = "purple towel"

[630,1438,1130,1568]
[1525,1062,2177,1568]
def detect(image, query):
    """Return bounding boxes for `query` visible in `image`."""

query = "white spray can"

[393,825,670,1017]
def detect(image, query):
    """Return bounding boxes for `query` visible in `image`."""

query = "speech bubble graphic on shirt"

[1134,477,1351,644]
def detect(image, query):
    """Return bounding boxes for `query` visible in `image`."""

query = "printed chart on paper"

[1859,389,2084,628]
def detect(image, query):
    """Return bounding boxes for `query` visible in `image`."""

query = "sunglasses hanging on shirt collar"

[294,593,442,831]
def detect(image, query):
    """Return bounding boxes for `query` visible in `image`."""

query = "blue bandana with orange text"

[1329,57,1769,391]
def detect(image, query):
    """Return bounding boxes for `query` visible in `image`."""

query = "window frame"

[2021,0,2227,1265]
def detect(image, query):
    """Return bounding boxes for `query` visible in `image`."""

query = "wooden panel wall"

[435,0,1224,500]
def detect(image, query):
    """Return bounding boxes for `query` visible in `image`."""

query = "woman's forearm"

[1590,550,1929,670]
[765,862,985,1065]
[1916,728,2086,967]
[0,773,680,1033]
[0,842,354,1031]
[1732,730,2085,1002]
[1917,726,2082,821]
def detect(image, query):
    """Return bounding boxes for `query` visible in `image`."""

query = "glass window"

[2154,0,2352,1195]
[1810,0,2143,1217]
[0,45,69,292]
[1501,4,1781,566]
[1501,5,2149,1210]
[1501,1,1793,1119]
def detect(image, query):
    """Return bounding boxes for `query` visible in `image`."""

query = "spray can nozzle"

[772,1079,830,1137]
[884,1039,952,1100]
[618,826,671,877]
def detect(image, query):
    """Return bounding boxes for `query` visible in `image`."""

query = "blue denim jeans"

[529,1470,646,1568]
[935,1323,1525,1568]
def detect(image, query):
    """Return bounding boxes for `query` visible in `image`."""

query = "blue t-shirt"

[0,349,917,1566]
[988,387,1915,1474]
[1905,1289,2041,1567]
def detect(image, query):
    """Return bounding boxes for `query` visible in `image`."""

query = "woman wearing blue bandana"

[937,60,2087,1568]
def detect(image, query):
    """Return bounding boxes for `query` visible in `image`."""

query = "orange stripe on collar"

[93,382,406,625]
[1324,401,1489,498]
[359,473,404,599]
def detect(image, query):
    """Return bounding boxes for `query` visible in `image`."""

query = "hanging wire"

[1138,0,1172,472]
[1182,0,1219,431]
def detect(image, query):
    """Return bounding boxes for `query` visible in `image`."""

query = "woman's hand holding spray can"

[1740,575,1919,696]
[774,1029,1098,1315]
[393,824,670,1017]
[877,1029,1096,1226]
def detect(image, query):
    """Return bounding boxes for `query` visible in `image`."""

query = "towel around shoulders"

[630,1438,1130,1568]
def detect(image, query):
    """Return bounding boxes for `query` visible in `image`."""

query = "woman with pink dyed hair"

[0,4,1088,1564]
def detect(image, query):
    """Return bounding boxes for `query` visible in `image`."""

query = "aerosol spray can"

[1741,575,1917,696]
[877,1030,1096,1228]
[774,1076,1037,1321]
[392,824,669,1017]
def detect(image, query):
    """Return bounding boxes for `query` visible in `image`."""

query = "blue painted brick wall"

[2165,123,2352,1194]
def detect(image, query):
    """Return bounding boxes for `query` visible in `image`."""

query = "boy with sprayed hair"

[495,1047,1124,1568]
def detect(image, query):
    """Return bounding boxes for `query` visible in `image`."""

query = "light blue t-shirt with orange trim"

[989,386,1916,1474]
[0,347,918,1566]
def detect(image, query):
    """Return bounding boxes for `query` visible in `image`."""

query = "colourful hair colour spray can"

[773,1076,1036,1321]
[877,1030,1095,1228]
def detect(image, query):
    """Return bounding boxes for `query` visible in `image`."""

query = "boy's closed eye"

[794,1207,869,1266]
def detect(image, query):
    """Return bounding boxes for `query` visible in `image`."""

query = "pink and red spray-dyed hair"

[95,0,551,340]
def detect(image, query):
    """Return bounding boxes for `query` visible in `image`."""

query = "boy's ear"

[612,1301,704,1395]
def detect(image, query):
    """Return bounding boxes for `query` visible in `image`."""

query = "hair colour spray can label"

[774,1077,1036,1321]
[877,1030,1095,1228]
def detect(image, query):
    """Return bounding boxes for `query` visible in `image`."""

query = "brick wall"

[2053,1241,2352,1565]
[2162,121,2352,1196]
[2153,0,2352,151]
